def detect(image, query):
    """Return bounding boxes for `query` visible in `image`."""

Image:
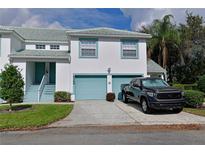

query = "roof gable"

[67,27,151,38]
[147,59,166,73]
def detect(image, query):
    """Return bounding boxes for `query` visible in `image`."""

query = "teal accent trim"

[79,38,98,59]
[74,73,107,76]
[111,73,143,76]
[120,39,139,59]
[49,62,56,84]
[79,38,98,41]
[35,62,45,84]
[74,75,107,100]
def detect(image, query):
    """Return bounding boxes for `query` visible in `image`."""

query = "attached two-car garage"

[74,75,141,100]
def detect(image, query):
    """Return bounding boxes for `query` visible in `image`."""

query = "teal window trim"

[79,38,98,58]
[121,39,139,59]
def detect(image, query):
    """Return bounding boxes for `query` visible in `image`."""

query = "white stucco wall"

[0,34,11,71]
[10,35,24,53]
[68,37,148,93]
[26,62,35,90]
[70,37,147,75]
[56,62,71,92]
[25,43,69,51]
[12,62,26,92]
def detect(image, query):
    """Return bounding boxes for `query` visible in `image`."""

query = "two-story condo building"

[0,26,166,102]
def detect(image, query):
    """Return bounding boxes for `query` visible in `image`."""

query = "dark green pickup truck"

[121,77,185,114]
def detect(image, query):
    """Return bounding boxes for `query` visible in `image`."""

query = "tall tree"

[141,15,180,69]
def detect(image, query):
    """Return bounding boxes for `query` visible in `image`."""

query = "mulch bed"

[0,104,32,113]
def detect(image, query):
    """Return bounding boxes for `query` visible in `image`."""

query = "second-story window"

[50,45,60,50]
[36,44,45,49]
[121,40,138,59]
[79,39,98,58]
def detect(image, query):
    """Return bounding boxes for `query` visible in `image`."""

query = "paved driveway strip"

[116,101,205,125]
[50,100,205,127]
[50,100,137,127]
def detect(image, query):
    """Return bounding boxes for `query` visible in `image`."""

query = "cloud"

[121,8,205,31]
[0,8,63,29]
[0,8,129,30]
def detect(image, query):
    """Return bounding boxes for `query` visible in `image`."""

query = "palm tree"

[141,15,181,69]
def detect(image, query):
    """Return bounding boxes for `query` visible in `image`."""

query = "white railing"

[38,73,48,102]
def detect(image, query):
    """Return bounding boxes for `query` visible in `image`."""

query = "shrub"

[172,84,184,90]
[106,93,115,102]
[0,64,24,111]
[184,90,204,108]
[54,91,71,102]
[197,75,205,93]
[172,83,198,91]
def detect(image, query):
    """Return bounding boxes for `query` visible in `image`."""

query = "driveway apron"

[50,100,137,127]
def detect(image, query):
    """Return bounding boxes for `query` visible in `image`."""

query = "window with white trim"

[121,40,138,59]
[79,39,97,58]
[36,44,45,49]
[50,45,60,50]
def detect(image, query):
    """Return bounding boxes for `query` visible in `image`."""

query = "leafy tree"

[0,64,24,111]
[173,12,205,83]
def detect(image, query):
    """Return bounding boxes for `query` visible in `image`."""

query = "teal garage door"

[112,75,141,100]
[75,75,107,100]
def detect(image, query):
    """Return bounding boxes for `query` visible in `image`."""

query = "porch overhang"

[147,59,166,74]
[9,50,71,62]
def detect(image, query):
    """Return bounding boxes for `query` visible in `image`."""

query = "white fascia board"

[67,33,152,39]
[0,30,25,41]
[24,40,68,44]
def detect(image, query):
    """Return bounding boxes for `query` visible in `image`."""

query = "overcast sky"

[0,8,205,31]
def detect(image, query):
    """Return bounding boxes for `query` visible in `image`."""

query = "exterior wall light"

[107,67,111,75]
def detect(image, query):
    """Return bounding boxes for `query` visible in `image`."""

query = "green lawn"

[0,104,73,130]
[183,108,205,117]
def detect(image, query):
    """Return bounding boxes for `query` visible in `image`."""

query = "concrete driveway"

[50,100,137,127]
[50,100,205,127]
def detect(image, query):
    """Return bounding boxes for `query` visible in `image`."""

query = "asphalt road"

[1,126,205,145]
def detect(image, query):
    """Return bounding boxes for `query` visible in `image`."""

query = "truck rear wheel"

[141,98,152,114]
[122,92,128,103]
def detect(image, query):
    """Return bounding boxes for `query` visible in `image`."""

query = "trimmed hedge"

[184,90,204,108]
[172,83,198,91]
[106,93,115,102]
[197,75,205,93]
[54,91,71,102]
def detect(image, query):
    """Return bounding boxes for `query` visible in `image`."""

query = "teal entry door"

[49,62,56,84]
[35,62,45,84]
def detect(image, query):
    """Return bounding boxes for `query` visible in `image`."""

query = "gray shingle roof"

[0,26,151,41]
[9,50,70,60]
[147,59,166,73]
[0,25,69,42]
[67,27,151,38]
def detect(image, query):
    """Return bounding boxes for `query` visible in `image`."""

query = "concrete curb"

[1,124,205,132]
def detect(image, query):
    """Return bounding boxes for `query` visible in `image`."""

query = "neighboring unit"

[0,25,165,102]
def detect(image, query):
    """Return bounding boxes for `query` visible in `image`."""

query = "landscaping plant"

[0,64,24,111]
[197,75,205,93]
[54,91,71,102]
[184,90,204,108]
[106,92,116,102]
